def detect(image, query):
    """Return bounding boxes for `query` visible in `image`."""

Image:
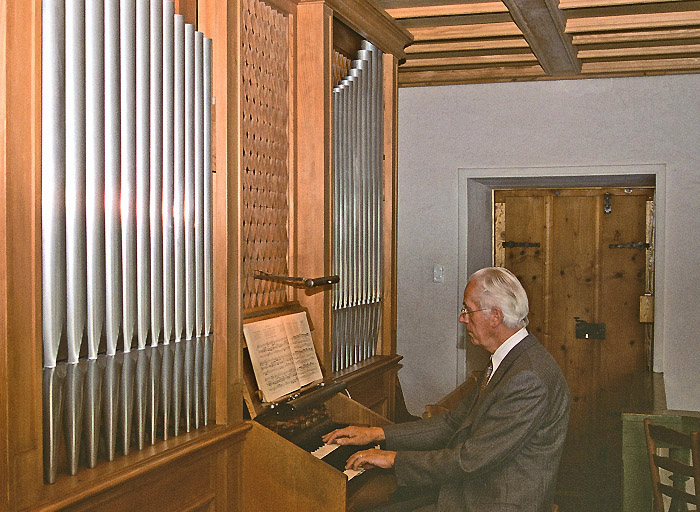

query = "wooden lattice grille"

[241,0,290,310]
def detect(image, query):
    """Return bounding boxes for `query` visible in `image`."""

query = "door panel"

[494,187,653,510]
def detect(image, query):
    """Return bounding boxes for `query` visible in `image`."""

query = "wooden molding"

[398,64,547,86]
[300,0,413,58]
[405,38,530,54]
[409,22,522,41]
[386,2,508,19]
[572,27,700,45]
[402,53,538,69]
[566,10,700,33]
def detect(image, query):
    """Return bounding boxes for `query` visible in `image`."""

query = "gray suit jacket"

[383,334,570,512]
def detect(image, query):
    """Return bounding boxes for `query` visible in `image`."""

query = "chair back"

[644,418,700,512]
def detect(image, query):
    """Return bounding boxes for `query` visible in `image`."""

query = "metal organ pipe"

[331,42,383,372]
[40,0,214,482]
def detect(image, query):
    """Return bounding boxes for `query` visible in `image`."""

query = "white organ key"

[311,443,340,459]
[343,467,365,480]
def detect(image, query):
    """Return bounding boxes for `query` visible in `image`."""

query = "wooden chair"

[644,417,700,512]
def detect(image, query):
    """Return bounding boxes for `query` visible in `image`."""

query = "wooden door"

[494,187,654,511]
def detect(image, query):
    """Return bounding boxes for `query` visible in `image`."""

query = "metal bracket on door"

[574,317,606,340]
[502,241,541,248]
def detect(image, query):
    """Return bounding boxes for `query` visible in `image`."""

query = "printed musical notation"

[243,312,323,403]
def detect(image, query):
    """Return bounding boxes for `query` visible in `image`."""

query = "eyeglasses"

[460,306,490,317]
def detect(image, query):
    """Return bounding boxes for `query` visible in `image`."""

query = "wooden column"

[380,53,399,358]
[294,2,334,371]
[0,0,44,508]
[198,0,244,427]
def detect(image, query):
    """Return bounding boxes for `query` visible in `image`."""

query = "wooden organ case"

[0,0,410,510]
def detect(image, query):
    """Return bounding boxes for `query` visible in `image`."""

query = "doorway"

[494,186,655,510]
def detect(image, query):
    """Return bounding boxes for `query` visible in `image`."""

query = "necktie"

[480,359,493,394]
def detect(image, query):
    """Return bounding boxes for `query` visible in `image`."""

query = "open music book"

[243,311,323,403]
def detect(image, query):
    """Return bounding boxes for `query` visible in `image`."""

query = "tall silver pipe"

[105,0,123,358]
[162,1,176,439]
[41,0,66,372]
[193,31,204,429]
[104,0,122,464]
[120,0,137,454]
[203,37,213,425]
[134,0,151,450]
[194,31,204,339]
[121,0,138,355]
[65,0,87,475]
[172,14,186,437]
[65,0,87,365]
[183,23,195,432]
[148,0,164,445]
[136,0,151,352]
[41,0,66,483]
[86,0,106,362]
[150,0,164,348]
[85,0,106,468]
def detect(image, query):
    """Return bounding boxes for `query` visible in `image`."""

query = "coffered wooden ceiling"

[377,0,700,86]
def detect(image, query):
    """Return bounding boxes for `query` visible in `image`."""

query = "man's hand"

[345,448,396,471]
[321,425,385,446]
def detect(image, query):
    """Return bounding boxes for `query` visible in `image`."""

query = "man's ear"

[490,308,504,327]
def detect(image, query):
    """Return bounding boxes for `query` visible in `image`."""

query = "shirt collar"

[489,327,528,381]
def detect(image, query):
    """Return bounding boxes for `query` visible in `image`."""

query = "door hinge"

[502,241,541,248]
[608,242,649,249]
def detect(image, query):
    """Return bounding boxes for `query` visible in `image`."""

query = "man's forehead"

[463,282,480,304]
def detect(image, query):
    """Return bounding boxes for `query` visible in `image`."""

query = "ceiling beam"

[502,0,581,75]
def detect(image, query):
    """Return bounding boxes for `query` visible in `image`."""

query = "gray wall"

[396,74,700,415]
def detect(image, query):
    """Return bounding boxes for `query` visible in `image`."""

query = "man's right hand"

[321,425,385,446]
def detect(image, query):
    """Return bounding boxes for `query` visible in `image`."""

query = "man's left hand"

[345,448,396,471]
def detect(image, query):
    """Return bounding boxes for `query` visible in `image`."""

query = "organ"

[0,0,412,510]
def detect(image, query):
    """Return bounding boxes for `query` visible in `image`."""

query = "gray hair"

[469,267,529,328]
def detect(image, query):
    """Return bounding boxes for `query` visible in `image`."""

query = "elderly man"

[323,267,570,512]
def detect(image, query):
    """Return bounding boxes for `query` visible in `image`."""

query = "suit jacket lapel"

[450,334,538,444]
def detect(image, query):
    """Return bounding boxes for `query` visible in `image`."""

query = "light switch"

[433,265,444,283]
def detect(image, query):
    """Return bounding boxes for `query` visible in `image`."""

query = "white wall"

[396,74,700,415]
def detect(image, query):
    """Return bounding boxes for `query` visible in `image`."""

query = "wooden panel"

[598,191,651,412]
[381,53,399,358]
[294,3,333,368]
[241,421,347,512]
[497,193,550,359]
[198,0,244,428]
[1,0,44,510]
[30,424,249,511]
[334,355,402,421]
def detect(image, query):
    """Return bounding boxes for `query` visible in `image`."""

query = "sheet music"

[243,311,323,403]
[283,312,323,387]
[243,317,301,402]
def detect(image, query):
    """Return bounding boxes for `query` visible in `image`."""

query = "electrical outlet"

[433,265,444,283]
